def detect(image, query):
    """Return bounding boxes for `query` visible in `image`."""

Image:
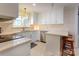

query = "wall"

[0,20,23,32]
[78,15,79,35]
[64,6,78,48]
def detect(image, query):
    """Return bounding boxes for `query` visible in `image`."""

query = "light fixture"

[32,3,36,7]
[23,8,27,17]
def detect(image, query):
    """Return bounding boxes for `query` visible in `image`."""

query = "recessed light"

[32,3,36,7]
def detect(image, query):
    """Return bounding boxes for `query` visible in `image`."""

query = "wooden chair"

[61,35,75,56]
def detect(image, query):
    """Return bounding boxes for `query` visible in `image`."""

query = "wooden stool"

[61,35,75,56]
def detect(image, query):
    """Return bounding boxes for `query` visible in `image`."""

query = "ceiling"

[19,3,79,13]
[19,3,52,13]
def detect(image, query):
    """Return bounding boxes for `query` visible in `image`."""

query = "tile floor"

[31,42,53,56]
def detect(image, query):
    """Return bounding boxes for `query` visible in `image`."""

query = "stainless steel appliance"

[40,31,47,43]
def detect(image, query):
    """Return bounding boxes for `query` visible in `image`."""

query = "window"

[13,16,30,27]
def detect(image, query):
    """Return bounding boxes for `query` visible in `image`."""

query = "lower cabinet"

[46,34,61,56]
[0,42,31,56]
[31,31,40,43]
[12,31,40,43]
[24,31,32,39]
[25,31,40,43]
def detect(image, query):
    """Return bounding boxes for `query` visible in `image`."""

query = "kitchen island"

[0,37,31,56]
[46,31,68,56]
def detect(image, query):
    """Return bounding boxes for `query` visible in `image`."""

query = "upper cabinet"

[30,12,39,25]
[38,4,64,24]
[52,4,64,24]
[0,3,18,18]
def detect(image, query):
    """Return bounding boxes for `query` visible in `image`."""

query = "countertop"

[46,31,68,36]
[0,30,22,35]
[0,30,48,36]
[0,29,68,36]
[0,37,31,52]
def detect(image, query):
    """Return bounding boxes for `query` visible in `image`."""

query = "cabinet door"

[30,12,38,25]
[31,31,40,43]
[50,10,57,24]
[0,3,18,18]
[36,4,64,24]
[46,34,60,55]
[49,5,57,24]
[50,5,64,24]
[38,12,49,24]
[0,42,31,56]
[25,31,31,39]
[56,5,64,24]
[31,31,36,42]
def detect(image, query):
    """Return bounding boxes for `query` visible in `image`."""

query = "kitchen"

[0,3,78,56]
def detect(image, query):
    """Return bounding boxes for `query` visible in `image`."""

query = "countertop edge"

[46,32,68,36]
[0,38,31,52]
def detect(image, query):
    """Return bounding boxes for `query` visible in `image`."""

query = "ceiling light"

[32,3,36,7]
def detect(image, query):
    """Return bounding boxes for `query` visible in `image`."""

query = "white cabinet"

[54,5,64,24]
[0,3,18,18]
[38,12,50,24]
[25,31,32,39]
[38,4,64,24]
[30,12,38,25]
[46,34,60,55]
[25,31,40,43]
[50,4,64,24]
[31,31,40,42]
[0,41,31,56]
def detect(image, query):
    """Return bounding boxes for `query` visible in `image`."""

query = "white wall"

[64,6,78,48]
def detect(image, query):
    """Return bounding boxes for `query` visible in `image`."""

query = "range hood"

[0,15,14,22]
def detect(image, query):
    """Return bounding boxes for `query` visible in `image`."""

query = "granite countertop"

[0,37,31,52]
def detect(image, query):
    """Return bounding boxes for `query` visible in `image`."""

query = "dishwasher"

[40,31,47,43]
